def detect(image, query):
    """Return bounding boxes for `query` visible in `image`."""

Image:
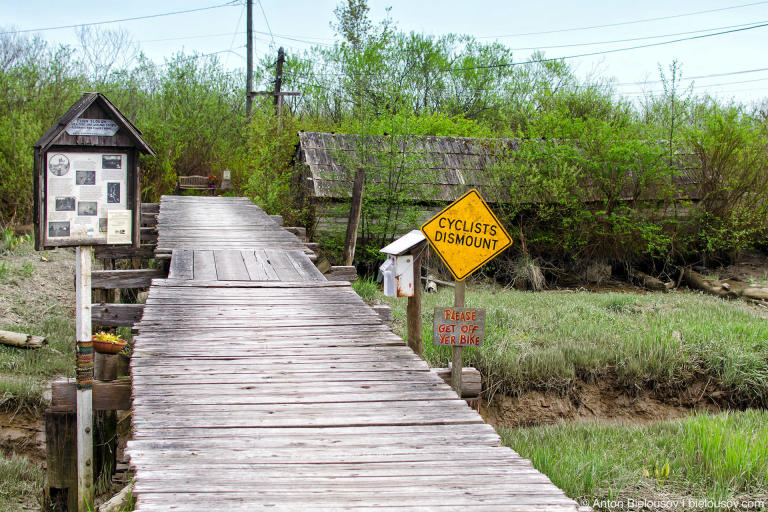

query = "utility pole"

[252,47,298,116]
[245,0,253,117]
[274,46,285,115]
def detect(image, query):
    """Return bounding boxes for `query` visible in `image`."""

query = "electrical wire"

[256,0,275,46]
[0,1,241,35]
[441,22,768,72]
[478,0,768,39]
[506,19,768,51]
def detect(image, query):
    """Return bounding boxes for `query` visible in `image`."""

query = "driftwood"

[628,269,673,292]
[683,268,768,302]
[98,482,133,512]
[420,275,456,288]
[0,329,48,348]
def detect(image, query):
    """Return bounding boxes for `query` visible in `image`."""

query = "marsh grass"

[0,239,74,412]
[501,410,768,506]
[0,450,44,511]
[380,285,768,404]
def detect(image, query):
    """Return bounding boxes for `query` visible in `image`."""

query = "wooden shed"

[296,131,700,238]
[33,92,156,250]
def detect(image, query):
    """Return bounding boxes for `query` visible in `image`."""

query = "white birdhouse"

[379,230,426,297]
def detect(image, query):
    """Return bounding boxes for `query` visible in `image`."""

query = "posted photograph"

[75,170,96,185]
[54,197,75,211]
[77,201,97,216]
[99,218,108,233]
[102,155,122,169]
[107,182,121,203]
[48,154,70,176]
[48,221,70,238]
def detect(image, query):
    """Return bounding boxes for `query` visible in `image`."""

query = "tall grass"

[0,451,44,511]
[501,410,768,506]
[379,285,768,404]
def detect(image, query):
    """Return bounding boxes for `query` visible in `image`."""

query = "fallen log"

[628,269,672,292]
[682,268,768,303]
[431,367,481,399]
[682,268,736,299]
[0,329,48,348]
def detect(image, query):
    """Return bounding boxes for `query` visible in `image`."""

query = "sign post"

[421,189,511,393]
[74,247,94,510]
[34,93,155,512]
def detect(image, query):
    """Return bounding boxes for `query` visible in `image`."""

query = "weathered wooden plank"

[91,269,165,289]
[325,266,357,281]
[92,303,144,327]
[51,378,131,411]
[192,250,217,280]
[169,249,193,280]
[94,245,156,260]
[264,249,303,281]
[286,250,326,281]
[214,250,250,280]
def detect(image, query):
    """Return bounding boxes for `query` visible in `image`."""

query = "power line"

[614,67,768,87]
[507,19,768,51]
[0,1,240,35]
[479,0,768,39]
[256,0,275,46]
[441,22,768,72]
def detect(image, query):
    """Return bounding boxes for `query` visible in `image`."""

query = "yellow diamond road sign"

[421,189,512,281]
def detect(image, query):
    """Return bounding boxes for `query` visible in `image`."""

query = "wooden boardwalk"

[127,196,582,511]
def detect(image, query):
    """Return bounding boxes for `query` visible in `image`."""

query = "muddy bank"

[0,410,45,462]
[480,377,726,428]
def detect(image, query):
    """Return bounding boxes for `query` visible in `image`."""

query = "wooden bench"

[177,175,215,194]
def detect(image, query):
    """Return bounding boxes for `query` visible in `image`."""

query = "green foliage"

[502,410,768,506]
[381,285,768,405]
[683,103,768,256]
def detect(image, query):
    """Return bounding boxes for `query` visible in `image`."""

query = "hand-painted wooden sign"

[433,307,486,347]
[420,189,512,281]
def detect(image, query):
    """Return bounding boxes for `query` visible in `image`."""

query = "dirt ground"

[480,376,726,429]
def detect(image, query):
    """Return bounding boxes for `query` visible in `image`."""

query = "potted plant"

[92,331,127,354]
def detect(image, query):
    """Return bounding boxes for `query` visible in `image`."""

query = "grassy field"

[0,451,44,511]
[0,235,75,412]
[353,278,768,510]
[502,410,768,510]
[355,280,768,406]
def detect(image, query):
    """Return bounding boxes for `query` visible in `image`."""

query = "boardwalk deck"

[127,196,582,511]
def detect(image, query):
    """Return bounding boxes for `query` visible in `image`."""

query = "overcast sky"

[3,0,767,105]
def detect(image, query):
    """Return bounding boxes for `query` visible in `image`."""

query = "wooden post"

[451,280,466,393]
[343,168,365,266]
[245,0,253,116]
[94,353,118,483]
[274,47,285,116]
[406,244,424,357]
[75,246,94,512]
[45,408,77,511]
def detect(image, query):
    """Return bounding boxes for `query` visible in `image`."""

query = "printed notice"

[106,210,131,244]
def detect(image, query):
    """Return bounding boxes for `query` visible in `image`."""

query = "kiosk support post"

[75,246,94,512]
[451,280,466,393]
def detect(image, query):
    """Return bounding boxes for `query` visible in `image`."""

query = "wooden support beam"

[91,269,165,289]
[284,226,307,242]
[141,203,159,214]
[0,329,48,348]
[92,303,144,327]
[269,214,283,226]
[325,266,357,282]
[431,367,482,399]
[407,244,425,357]
[372,305,392,327]
[140,212,158,227]
[51,379,132,411]
[44,408,77,512]
[343,168,365,266]
[95,245,156,260]
[140,227,158,243]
